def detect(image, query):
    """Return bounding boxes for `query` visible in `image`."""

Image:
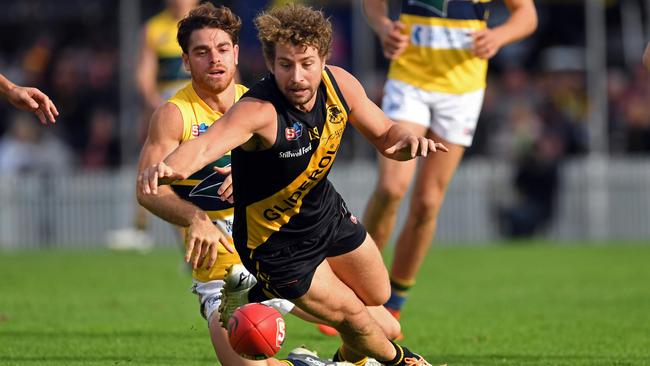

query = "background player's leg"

[363,121,427,251]
[388,133,465,316]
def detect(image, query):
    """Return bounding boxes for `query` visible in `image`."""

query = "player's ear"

[182,53,190,72]
[233,44,239,66]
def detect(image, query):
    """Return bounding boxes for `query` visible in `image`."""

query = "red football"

[227,303,286,360]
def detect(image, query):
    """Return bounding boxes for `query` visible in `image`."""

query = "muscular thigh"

[327,234,390,306]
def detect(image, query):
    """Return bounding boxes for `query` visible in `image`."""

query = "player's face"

[184,27,238,94]
[269,43,325,110]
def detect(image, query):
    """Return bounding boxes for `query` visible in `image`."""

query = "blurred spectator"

[80,107,120,170]
[0,112,71,175]
[498,132,563,238]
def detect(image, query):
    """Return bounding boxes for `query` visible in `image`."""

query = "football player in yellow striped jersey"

[136,5,290,366]
[361,0,537,332]
[137,0,198,110]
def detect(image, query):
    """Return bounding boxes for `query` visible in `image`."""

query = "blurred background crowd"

[1,0,649,244]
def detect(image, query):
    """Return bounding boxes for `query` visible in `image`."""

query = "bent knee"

[410,193,444,221]
[374,181,409,204]
[360,283,390,307]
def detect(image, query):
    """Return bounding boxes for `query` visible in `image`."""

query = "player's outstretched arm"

[330,66,448,160]
[471,0,537,59]
[136,102,234,269]
[138,97,273,195]
[0,73,59,124]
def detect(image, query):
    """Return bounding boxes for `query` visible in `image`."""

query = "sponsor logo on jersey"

[191,122,209,137]
[412,24,472,50]
[279,144,313,159]
[262,148,337,221]
[285,122,303,141]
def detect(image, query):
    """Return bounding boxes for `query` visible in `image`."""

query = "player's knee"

[367,284,391,306]
[411,192,444,220]
[374,181,409,204]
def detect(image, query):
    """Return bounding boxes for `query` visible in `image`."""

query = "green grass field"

[1,243,649,365]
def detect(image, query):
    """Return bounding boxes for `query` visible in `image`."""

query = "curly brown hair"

[177,3,241,54]
[255,4,332,64]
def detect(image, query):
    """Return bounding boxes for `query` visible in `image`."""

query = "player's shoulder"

[325,65,365,103]
[151,102,183,125]
[326,65,356,83]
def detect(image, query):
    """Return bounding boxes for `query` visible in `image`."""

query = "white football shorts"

[191,279,295,323]
[381,79,485,147]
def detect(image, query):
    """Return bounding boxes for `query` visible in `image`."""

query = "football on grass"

[227,303,286,359]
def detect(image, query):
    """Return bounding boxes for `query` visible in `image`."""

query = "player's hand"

[378,20,409,60]
[185,215,235,270]
[213,166,234,204]
[470,28,504,59]
[7,86,59,124]
[384,136,449,161]
[138,162,185,195]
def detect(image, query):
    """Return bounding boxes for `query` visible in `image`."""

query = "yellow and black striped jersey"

[232,67,348,252]
[168,82,248,281]
[145,10,191,98]
[388,0,491,94]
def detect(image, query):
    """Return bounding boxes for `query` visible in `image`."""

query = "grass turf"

[0,244,649,365]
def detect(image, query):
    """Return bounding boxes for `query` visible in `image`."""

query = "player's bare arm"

[362,0,408,60]
[471,0,538,59]
[0,73,59,124]
[329,66,448,160]
[136,29,164,110]
[138,97,276,195]
[136,102,233,268]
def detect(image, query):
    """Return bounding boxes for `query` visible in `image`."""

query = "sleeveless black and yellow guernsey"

[232,67,367,300]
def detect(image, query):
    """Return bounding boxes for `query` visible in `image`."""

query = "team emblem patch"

[327,105,344,124]
[192,122,209,137]
[285,122,303,141]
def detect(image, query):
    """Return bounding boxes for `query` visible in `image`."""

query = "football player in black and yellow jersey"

[135,5,352,366]
[361,0,537,333]
[139,4,448,366]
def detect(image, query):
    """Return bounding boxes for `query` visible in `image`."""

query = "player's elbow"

[527,11,538,35]
[520,5,538,36]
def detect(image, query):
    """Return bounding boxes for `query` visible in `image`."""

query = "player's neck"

[193,80,236,114]
[293,95,317,113]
